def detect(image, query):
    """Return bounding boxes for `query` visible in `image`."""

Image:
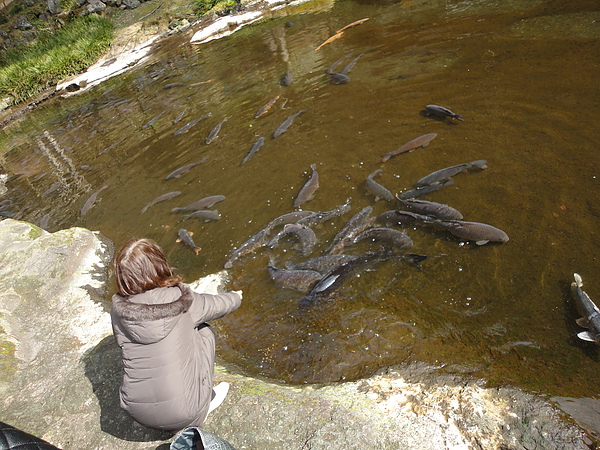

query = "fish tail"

[455,114,464,121]
[573,273,583,288]
[194,247,201,255]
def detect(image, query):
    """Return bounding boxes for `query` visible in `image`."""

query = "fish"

[352,227,413,250]
[142,111,165,129]
[80,185,108,216]
[399,198,463,220]
[327,206,375,255]
[300,248,392,307]
[223,210,315,269]
[268,265,322,292]
[425,104,463,121]
[296,198,352,227]
[171,195,226,213]
[140,191,181,214]
[381,133,437,163]
[177,229,201,255]
[268,223,317,256]
[205,117,227,144]
[241,137,265,165]
[174,113,211,136]
[273,109,307,138]
[327,54,348,74]
[329,73,350,85]
[182,209,221,222]
[172,109,188,124]
[315,32,343,51]
[416,160,487,186]
[39,213,51,230]
[341,53,364,74]
[365,168,394,201]
[336,17,369,34]
[294,164,319,208]
[397,179,454,200]
[282,71,294,86]
[254,96,280,119]
[285,254,358,274]
[571,273,600,345]
[434,219,509,245]
[165,157,208,180]
[377,209,432,227]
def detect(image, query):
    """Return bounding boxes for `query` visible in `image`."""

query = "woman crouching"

[110,238,242,431]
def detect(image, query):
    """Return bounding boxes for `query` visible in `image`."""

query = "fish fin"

[576,317,590,328]
[577,331,596,342]
[381,154,390,163]
[176,238,182,242]
[189,231,194,236]
[455,114,463,121]
[475,240,489,245]
[422,141,430,148]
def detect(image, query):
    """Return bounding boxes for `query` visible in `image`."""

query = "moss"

[0,324,18,383]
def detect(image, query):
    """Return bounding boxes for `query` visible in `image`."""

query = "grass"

[0,15,113,104]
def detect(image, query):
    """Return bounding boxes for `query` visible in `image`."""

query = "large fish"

[165,157,208,180]
[273,109,307,138]
[365,168,393,201]
[399,198,463,220]
[571,273,600,345]
[182,209,221,222]
[268,265,322,292]
[300,248,392,307]
[381,133,437,163]
[205,117,227,144]
[397,179,454,200]
[416,160,487,186]
[254,96,280,119]
[80,185,108,216]
[241,137,265,165]
[352,227,413,250]
[296,198,352,227]
[176,229,201,255]
[140,191,181,214]
[174,113,211,136]
[171,195,225,213]
[224,210,315,268]
[434,219,509,245]
[425,104,463,121]
[294,164,319,208]
[327,206,375,255]
[268,223,317,256]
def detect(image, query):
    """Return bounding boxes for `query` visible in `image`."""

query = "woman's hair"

[114,238,182,296]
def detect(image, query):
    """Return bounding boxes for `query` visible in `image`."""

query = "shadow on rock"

[83,335,173,443]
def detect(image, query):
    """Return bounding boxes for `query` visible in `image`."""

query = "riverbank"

[0,217,594,448]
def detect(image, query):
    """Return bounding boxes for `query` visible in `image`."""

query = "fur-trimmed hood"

[111,283,194,344]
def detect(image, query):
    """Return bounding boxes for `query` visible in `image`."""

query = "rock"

[121,0,140,9]
[86,0,107,13]
[46,0,62,15]
[0,218,593,448]
[14,15,34,31]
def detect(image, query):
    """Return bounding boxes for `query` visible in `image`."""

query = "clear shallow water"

[2,0,600,399]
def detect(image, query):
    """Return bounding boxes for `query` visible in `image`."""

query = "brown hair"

[114,238,182,296]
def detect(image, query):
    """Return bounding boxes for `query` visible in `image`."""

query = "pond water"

[2,0,600,401]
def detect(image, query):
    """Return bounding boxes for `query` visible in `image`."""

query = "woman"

[110,238,242,431]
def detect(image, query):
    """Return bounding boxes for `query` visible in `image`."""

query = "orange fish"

[254,96,280,119]
[336,18,369,34]
[315,32,343,51]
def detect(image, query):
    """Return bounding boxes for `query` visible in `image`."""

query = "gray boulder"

[46,0,62,15]
[86,0,107,13]
[14,15,34,30]
[121,0,140,9]
[0,219,591,449]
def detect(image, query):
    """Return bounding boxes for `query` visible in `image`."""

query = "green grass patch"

[0,15,113,104]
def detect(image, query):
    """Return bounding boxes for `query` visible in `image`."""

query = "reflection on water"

[2,0,600,399]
